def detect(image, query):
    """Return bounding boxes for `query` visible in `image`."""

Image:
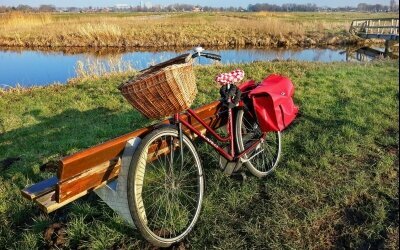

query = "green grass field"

[0,60,398,249]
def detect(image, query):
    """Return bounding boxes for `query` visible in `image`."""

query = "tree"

[16,4,33,12]
[0,6,8,12]
[67,7,79,12]
[357,3,368,11]
[390,0,399,11]
[39,4,56,12]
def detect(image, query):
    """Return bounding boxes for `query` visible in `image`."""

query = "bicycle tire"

[235,108,281,178]
[127,127,204,247]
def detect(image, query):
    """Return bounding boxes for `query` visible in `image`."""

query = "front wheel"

[235,108,281,178]
[127,127,204,247]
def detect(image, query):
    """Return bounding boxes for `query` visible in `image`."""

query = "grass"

[0,60,398,249]
[0,11,397,48]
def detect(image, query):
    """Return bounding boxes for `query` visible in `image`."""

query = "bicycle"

[127,48,281,247]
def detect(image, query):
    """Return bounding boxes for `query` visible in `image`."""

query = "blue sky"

[0,0,390,8]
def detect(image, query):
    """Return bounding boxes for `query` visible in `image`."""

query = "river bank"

[0,11,396,48]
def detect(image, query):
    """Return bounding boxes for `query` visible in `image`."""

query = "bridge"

[349,18,399,56]
[350,18,399,41]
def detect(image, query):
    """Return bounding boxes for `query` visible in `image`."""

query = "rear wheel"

[235,108,281,178]
[127,127,204,247]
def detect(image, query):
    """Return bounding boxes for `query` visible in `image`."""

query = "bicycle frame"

[174,101,263,162]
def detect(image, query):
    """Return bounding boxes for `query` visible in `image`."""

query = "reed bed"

[0,12,53,29]
[0,12,396,48]
[74,57,135,80]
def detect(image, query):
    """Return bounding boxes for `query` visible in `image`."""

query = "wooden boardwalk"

[350,18,399,41]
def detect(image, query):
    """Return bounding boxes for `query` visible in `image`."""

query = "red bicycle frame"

[174,102,263,162]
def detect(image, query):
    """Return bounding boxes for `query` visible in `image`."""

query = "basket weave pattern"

[120,55,197,119]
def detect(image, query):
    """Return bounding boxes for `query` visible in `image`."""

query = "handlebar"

[201,52,221,61]
[191,47,221,61]
[135,48,220,75]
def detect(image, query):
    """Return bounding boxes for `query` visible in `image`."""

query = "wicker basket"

[119,54,197,119]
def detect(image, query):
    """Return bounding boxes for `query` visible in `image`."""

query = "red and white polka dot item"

[215,69,245,85]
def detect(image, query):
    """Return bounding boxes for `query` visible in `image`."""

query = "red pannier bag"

[249,74,299,132]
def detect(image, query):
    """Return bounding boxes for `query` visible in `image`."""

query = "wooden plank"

[57,126,160,182]
[35,181,111,213]
[21,176,58,201]
[58,101,224,181]
[57,158,121,202]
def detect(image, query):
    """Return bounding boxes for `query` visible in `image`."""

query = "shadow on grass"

[0,106,152,247]
[0,107,147,181]
[284,111,369,154]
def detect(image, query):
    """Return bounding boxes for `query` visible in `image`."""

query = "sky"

[0,0,391,8]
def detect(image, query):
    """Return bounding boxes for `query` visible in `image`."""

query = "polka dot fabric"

[215,69,245,85]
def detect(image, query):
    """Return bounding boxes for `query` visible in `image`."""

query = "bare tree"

[16,4,33,12]
[39,4,56,12]
[0,5,7,12]
[390,0,399,11]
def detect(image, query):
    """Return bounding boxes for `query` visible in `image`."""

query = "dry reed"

[0,12,396,48]
[74,57,135,80]
[0,12,53,29]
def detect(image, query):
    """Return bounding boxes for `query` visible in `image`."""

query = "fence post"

[384,40,390,56]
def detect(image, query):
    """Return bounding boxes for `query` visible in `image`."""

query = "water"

[0,47,372,88]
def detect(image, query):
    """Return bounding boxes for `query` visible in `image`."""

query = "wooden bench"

[21,101,227,213]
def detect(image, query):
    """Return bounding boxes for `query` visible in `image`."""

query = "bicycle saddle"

[215,69,244,85]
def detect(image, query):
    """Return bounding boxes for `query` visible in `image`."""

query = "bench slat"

[57,158,121,203]
[21,176,58,200]
[35,181,110,213]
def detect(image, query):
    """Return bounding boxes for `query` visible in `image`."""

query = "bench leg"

[94,138,141,226]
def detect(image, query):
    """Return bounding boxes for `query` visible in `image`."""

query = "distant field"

[0,60,398,249]
[0,11,397,48]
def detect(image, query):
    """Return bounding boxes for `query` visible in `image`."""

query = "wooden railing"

[350,18,399,40]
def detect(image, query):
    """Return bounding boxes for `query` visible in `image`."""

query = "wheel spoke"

[129,128,203,245]
[236,109,281,177]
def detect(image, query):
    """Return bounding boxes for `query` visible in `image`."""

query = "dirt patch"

[39,160,59,172]
[0,157,21,171]
[137,241,187,250]
[385,227,400,249]
[343,195,374,226]
[165,241,187,250]
[388,147,398,156]
[43,223,67,249]
[334,192,399,249]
